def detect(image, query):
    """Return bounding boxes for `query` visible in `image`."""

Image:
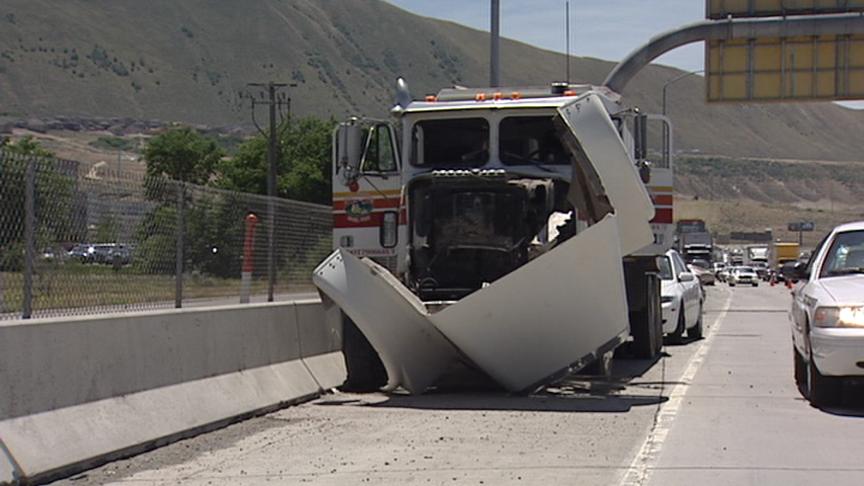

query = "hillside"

[1,0,864,161]
[674,156,864,246]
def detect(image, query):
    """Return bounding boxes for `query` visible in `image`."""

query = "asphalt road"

[50,283,864,485]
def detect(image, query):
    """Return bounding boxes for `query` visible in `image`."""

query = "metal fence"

[0,150,332,320]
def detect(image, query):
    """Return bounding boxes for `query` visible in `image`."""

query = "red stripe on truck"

[652,208,673,224]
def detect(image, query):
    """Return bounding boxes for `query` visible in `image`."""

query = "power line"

[244,81,295,302]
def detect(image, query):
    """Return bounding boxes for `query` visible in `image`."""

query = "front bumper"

[811,328,864,376]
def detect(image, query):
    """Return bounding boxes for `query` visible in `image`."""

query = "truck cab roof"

[395,84,623,115]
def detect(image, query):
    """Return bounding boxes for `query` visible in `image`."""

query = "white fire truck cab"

[315,80,673,394]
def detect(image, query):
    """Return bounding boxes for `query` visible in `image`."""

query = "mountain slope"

[1,0,863,161]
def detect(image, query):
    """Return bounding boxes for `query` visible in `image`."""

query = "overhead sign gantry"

[706,1,864,101]
[603,5,864,102]
[707,0,864,20]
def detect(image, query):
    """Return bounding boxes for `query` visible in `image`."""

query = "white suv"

[791,222,864,406]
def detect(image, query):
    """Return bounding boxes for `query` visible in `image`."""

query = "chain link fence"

[0,149,332,320]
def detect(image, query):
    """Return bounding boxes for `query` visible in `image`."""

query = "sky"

[384,0,706,72]
[384,1,864,108]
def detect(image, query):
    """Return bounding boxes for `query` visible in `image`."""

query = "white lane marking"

[618,289,733,486]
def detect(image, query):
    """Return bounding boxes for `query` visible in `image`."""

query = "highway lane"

[643,283,864,485]
[52,283,861,485]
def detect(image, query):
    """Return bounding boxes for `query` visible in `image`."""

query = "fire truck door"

[333,123,403,268]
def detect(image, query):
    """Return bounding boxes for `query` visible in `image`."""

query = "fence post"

[240,213,259,304]
[22,158,35,319]
[175,182,185,308]
[267,197,275,302]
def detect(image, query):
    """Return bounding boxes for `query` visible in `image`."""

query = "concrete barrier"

[0,299,344,485]
[295,297,345,390]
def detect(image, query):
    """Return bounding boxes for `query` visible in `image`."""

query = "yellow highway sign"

[707,0,864,19]
[707,34,864,101]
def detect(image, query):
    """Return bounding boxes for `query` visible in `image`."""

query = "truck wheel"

[340,314,387,393]
[687,302,703,340]
[629,273,663,359]
[807,354,841,407]
[581,350,613,377]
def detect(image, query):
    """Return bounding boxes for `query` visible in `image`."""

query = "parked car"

[67,244,95,263]
[688,263,716,286]
[791,221,864,406]
[108,245,133,266]
[90,244,117,264]
[752,261,769,280]
[658,249,704,343]
[728,266,759,287]
[778,261,798,283]
[715,263,730,282]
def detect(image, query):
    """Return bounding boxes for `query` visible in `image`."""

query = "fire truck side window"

[499,116,570,166]
[361,125,398,173]
[411,118,489,168]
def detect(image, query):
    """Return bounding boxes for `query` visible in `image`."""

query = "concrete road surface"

[50,284,864,485]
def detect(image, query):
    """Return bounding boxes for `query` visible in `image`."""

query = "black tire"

[668,305,685,344]
[626,264,663,359]
[340,314,387,393]
[581,351,613,377]
[687,302,704,340]
[753,283,758,287]
[793,347,807,397]
[807,354,841,407]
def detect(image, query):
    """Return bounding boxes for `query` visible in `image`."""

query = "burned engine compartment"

[408,173,573,300]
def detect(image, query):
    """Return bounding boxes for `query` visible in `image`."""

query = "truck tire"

[626,264,663,360]
[340,314,387,393]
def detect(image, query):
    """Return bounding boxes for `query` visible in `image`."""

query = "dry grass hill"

[2,0,864,241]
[2,0,864,162]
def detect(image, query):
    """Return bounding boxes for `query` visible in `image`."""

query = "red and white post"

[240,213,259,304]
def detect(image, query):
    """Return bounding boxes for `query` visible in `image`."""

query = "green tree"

[1,135,54,157]
[0,137,74,271]
[143,127,223,184]
[215,116,332,205]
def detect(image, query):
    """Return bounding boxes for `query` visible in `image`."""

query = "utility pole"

[247,81,293,302]
[565,1,571,84]
[490,0,500,87]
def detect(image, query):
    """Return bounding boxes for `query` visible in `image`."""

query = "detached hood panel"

[314,215,630,394]
[556,94,655,255]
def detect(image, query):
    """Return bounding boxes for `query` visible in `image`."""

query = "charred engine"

[407,172,573,300]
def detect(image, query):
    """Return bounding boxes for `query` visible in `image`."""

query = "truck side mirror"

[678,272,695,282]
[335,120,363,186]
[633,113,648,161]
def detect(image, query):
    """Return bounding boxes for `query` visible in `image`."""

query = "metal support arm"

[604,13,864,93]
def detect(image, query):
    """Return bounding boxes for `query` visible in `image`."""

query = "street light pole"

[662,69,704,116]
[661,69,703,161]
[490,0,500,87]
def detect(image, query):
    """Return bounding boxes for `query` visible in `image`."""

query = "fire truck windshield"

[411,118,489,168]
[499,116,570,166]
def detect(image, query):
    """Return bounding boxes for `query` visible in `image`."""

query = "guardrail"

[0,298,343,485]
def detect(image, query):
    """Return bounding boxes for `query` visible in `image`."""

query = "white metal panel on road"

[313,250,460,394]
[432,215,630,392]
